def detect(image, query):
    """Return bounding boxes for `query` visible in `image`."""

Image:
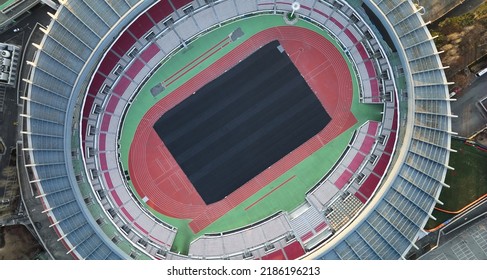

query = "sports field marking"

[245,175,297,211]
[165,39,231,87]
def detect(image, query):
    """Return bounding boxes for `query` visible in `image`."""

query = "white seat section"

[174,17,199,41]
[234,0,257,14]
[156,29,181,54]
[289,204,328,242]
[191,7,217,31]
[189,213,292,258]
[213,0,238,22]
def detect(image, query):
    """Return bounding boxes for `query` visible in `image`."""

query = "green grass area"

[425,138,487,230]
[119,14,383,254]
[0,0,16,11]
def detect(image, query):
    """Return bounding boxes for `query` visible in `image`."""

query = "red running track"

[128,26,357,233]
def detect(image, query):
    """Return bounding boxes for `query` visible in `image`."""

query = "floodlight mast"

[291,2,301,18]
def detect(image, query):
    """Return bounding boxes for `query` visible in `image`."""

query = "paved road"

[419,199,487,260]
[451,74,487,137]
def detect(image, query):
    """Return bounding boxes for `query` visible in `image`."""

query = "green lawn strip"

[0,0,15,11]
[117,15,384,253]
[424,138,487,229]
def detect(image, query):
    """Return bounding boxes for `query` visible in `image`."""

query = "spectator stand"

[188,212,306,260]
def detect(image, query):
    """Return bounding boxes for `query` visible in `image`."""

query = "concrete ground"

[406,197,487,260]
[451,73,487,137]
[419,199,487,260]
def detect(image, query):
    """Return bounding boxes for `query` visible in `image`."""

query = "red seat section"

[101,115,111,132]
[104,172,114,190]
[314,221,327,233]
[359,136,375,154]
[355,192,367,203]
[81,119,88,146]
[126,59,145,80]
[81,94,95,142]
[261,249,286,260]
[301,231,314,241]
[358,174,380,199]
[335,169,353,189]
[283,241,306,260]
[329,17,344,29]
[349,153,365,172]
[88,73,106,96]
[82,94,95,119]
[391,106,398,131]
[99,153,108,171]
[106,95,120,114]
[384,132,396,154]
[128,13,153,39]
[99,134,106,151]
[111,190,123,207]
[364,60,376,79]
[147,1,174,23]
[171,0,193,10]
[140,43,160,63]
[356,43,368,60]
[113,76,131,96]
[134,222,149,235]
[345,29,358,44]
[370,79,380,102]
[111,32,136,56]
[98,51,120,76]
[373,153,390,176]
[120,207,134,221]
[367,121,379,135]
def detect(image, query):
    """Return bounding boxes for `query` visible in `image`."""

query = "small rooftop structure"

[0,42,20,87]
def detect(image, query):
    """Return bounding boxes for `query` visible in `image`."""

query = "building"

[0,42,20,87]
[19,0,452,260]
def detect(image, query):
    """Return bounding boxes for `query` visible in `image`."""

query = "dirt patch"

[432,2,487,88]
[0,225,43,260]
[0,227,5,248]
[475,130,487,146]
[0,149,19,219]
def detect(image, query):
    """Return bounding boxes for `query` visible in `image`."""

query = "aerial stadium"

[19,0,453,260]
